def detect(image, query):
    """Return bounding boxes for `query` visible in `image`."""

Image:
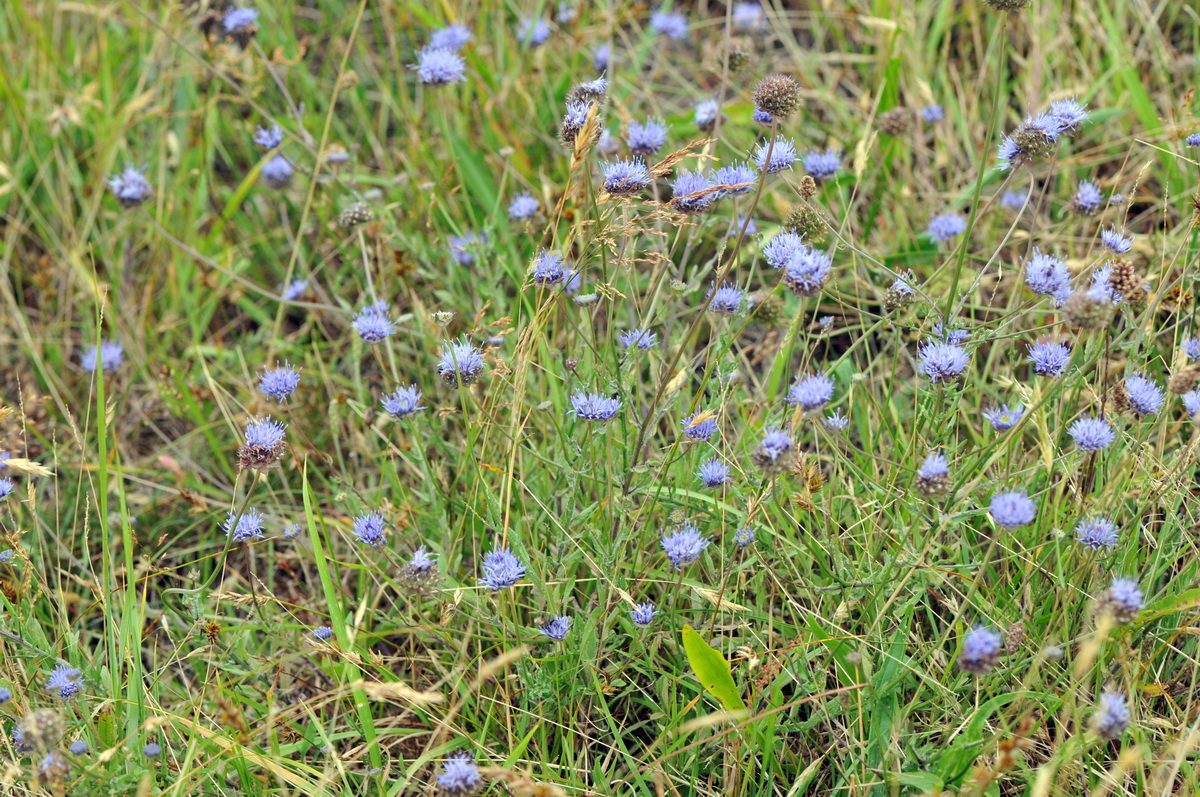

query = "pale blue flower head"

[707,281,744,315]
[697,457,731,488]
[661,522,709,570]
[508,193,539,220]
[480,547,525,590]
[437,338,485,385]
[989,490,1036,528]
[410,47,467,85]
[926,213,967,243]
[785,374,834,411]
[46,663,83,699]
[671,170,715,213]
[917,341,970,384]
[752,138,798,174]
[626,118,669,156]
[1124,374,1163,416]
[958,625,1002,674]
[1094,691,1130,739]
[802,148,841,180]
[1101,227,1133,254]
[650,10,688,39]
[568,391,622,421]
[430,24,471,51]
[983,404,1024,431]
[920,104,945,123]
[253,124,283,150]
[81,340,125,372]
[1024,248,1071,305]
[602,159,652,195]
[1075,517,1119,550]
[540,615,571,641]
[763,231,807,270]
[1027,340,1072,376]
[352,512,387,548]
[1069,416,1115,451]
[631,601,657,625]
[381,385,425,418]
[222,508,266,542]
[259,361,301,402]
[619,329,657,351]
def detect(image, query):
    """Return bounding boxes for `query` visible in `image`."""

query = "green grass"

[1,0,1199,795]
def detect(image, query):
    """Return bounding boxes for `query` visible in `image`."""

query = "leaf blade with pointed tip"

[681,624,746,712]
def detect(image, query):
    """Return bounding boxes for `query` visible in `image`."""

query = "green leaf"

[1135,588,1200,626]
[681,624,746,712]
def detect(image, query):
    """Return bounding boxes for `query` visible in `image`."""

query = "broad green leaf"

[1135,588,1200,626]
[681,624,745,712]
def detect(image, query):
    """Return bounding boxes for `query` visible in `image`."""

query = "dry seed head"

[798,174,818,199]
[1107,259,1142,301]
[983,0,1032,11]
[783,202,828,243]
[1168,366,1200,395]
[753,74,803,119]
[20,710,64,751]
[876,108,911,136]
[1062,291,1114,331]
[339,202,373,228]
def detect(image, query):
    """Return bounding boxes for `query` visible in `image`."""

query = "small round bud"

[876,108,911,136]
[752,74,803,120]
[432,311,455,327]
[670,280,689,295]
[798,174,818,199]
[339,202,373,228]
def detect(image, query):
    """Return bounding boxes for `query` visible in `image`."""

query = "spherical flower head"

[261,154,294,188]
[918,452,949,481]
[670,170,714,213]
[348,512,385,548]
[593,44,610,72]
[696,457,731,488]
[752,74,803,119]
[1068,416,1115,451]
[734,527,756,548]
[711,163,756,198]
[990,490,1036,529]
[694,99,720,131]
[1184,390,1200,418]
[282,279,308,301]
[602,158,652,195]
[754,427,794,469]
[438,751,482,793]
[529,250,565,286]
[917,341,971,384]
[1101,227,1133,254]
[618,329,657,351]
[539,615,571,641]
[733,2,765,29]
[802,148,841,180]
[39,751,68,777]
[631,601,657,626]
[1100,577,1144,623]
[313,626,333,641]
[517,17,551,47]
[408,547,435,573]
[558,3,576,24]
[143,742,162,757]
[785,374,834,411]
[753,107,774,125]
[681,411,718,441]
[1075,517,1119,550]
[449,230,487,265]
[282,523,302,539]
[822,410,849,431]
[707,281,744,316]
[983,404,1024,431]
[222,508,266,543]
[1092,691,1130,740]
[920,104,945,123]
[1000,189,1028,210]
[244,417,286,451]
[568,391,622,421]
[239,417,287,470]
[1124,374,1164,416]
[381,385,425,418]
[106,166,152,208]
[430,24,471,51]
[437,338,485,385]
[752,137,798,174]
[81,340,124,372]
[68,739,88,755]
[223,6,258,32]
[508,193,538,220]
[410,46,467,85]
[253,124,283,150]
[1187,132,1200,147]
[782,245,833,297]
[763,231,807,269]
[480,547,525,590]
[1049,97,1089,134]
[0,545,12,559]
[661,522,709,570]
[1027,340,1072,376]
[561,270,583,295]
[45,664,83,700]
[259,361,301,402]
[1073,180,1102,215]
[1182,338,1200,360]
[0,688,8,705]
[625,118,668,156]
[650,10,688,39]
[926,212,967,243]
[958,626,1003,674]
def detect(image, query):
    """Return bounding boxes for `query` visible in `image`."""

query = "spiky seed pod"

[1168,366,1200,395]
[783,202,829,243]
[1062,290,1114,330]
[876,108,911,136]
[726,46,751,73]
[915,472,950,496]
[982,0,1032,11]
[339,202,373,228]
[1107,259,1142,301]
[747,291,785,325]
[1005,621,1026,655]
[1009,125,1057,164]
[753,74,803,119]
[798,174,818,199]
[20,710,64,752]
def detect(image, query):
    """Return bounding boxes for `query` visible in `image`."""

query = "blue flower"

[81,340,125,372]
[821,410,849,431]
[1027,340,1072,376]
[107,166,153,208]
[0,688,8,704]
[619,329,657,350]
[712,163,756,198]
[261,154,294,188]
[916,341,970,384]
[694,100,721,130]
[0,481,12,501]
[594,44,610,72]
[222,508,266,542]
[626,118,669,156]
[707,281,744,315]
[1101,227,1133,254]
[46,663,83,699]
[517,17,551,47]
[540,615,571,641]
[785,374,834,411]
[313,626,333,640]
[650,10,688,39]
[983,404,1024,431]
[430,24,471,51]
[958,625,1003,674]
[244,417,286,450]
[752,138,798,174]
[410,47,467,85]
[1024,248,1071,305]
[734,527,756,547]
[39,752,68,776]
[508,193,539,220]
[437,338,485,385]
[782,244,833,297]
[631,601,657,626]
[1000,189,1028,210]
[602,159,652,195]
[381,385,425,418]
[1182,338,1200,360]
[990,490,1036,528]
[753,107,774,125]
[1073,180,1102,214]
[143,742,162,757]
[681,412,718,441]
[802,148,841,180]
[762,231,807,269]
[449,229,487,265]
[1124,374,1163,416]
[558,3,576,24]
[1069,416,1115,451]
[438,751,481,793]
[1102,577,1144,622]
[480,547,525,590]
[568,391,622,421]
[283,279,308,301]
[733,2,765,29]
[920,104,945,123]
[926,212,967,242]
[68,739,88,755]
[1183,390,1200,420]
[661,522,709,570]
[282,523,302,539]
[408,546,435,573]
[223,6,258,32]
[1093,692,1130,739]
[697,457,731,488]
[352,512,387,548]
[1048,97,1089,133]
[529,250,566,286]
[253,124,283,150]
[670,170,714,213]
[1075,517,1119,550]
[755,427,794,466]
[562,270,583,295]
[918,452,949,480]
[259,361,301,402]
